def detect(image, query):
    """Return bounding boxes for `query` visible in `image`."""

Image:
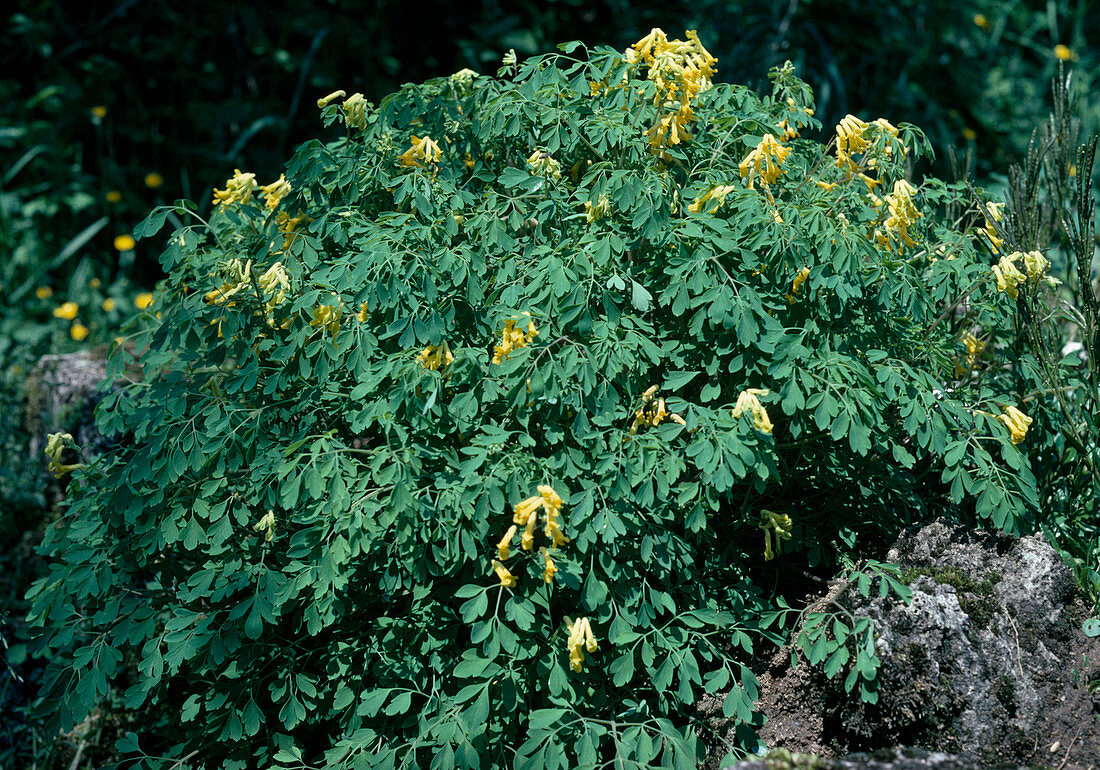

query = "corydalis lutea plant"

[29,30,1041,769]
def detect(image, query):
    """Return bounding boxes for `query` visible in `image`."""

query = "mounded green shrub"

[29,31,1046,768]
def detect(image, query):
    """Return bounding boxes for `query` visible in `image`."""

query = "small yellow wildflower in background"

[973,14,991,30]
[997,406,1032,444]
[463,152,476,169]
[399,135,442,168]
[759,510,792,561]
[134,292,154,310]
[688,184,738,214]
[492,312,538,364]
[317,90,346,108]
[739,133,792,189]
[89,278,101,289]
[253,511,276,543]
[102,298,116,312]
[114,234,136,252]
[260,175,292,212]
[36,286,53,300]
[417,342,454,371]
[954,332,985,377]
[341,92,369,129]
[564,616,598,672]
[491,559,516,588]
[962,127,978,141]
[144,172,164,189]
[1053,44,1076,61]
[44,432,85,478]
[53,301,79,320]
[527,150,562,180]
[105,190,122,203]
[732,388,773,434]
[70,323,89,341]
[212,169,258,207]
[90,105,107,119]
[584,194,611,223]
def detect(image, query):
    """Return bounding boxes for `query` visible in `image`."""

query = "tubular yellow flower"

[275,210,311,251]
[36,286,53,300]
[399,135,442,167]
[992,253,1027,299]
[260,175,292,212]
[688,184,737,214]
[512,495,542,526]
[996,406,1032,445]
[53,301,79,320]
[114,234,136,252]
[880,180,921,250]
[492,559,516,588]
[974,13,991,30]
[540,547,557,584]
[212,169,258,207]
[253,511,276,543]
[527,150,562,180]
[341,92,369,129]
[357,302,369,322]
[732,388,773,434]
[564,616,598,671]
[70,323,89,342]
[492,312,538,364]
[310,302,343,336]
[954,332,985,377]
[134,292,154,310]
[496,525,517,561]
[521,510,538,551]
[417,342,454,371]
[979,202,1004,253]
[1053,44,1076,61]
[1022,250,1050,281]
[316,89,347,108]
[584,194,612,223]
[786,266,810,303]
[44,432,85,478]
[759,509,792,561]
[739,134,792,189]
[836,114,870,169]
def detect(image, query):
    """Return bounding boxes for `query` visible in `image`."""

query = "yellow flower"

[491,559,516,588]
[357,302,369,322]
[521,510,538,551]
[70,323,89,342]
[996,406,1032,445]
[463,152,476,170]
[144,172,164,189]
[260,175,292,212]
[732,388,773,434]
[974,13,991,30]
[512,494,542,526]
[759,509,792,561]
[275,210,311,251]
[540,547,556,584]
[835,114,870,169]
[738,133,792,189]
[253,511,276,542]
[89,278,101,289]
[496,525,517,561]
[688,184,737,214]
[492,312,538,364]
[105,190,122,203]
[36,286,53,300]
[954,332,985,377]
[1022,250,1050,281]
[310,301,343,336]
[992,253,1028,299]
[399,135,442,167]
[102,298,116,312]
[90,105,107,119]
[416,342,454,371]
[44,432,85,478]
[962,127,978,141]
[1053,44,1076,61]
[786,266,810,302]
[628,386,686,434]
[316,89,347,108]
[134,292,154,310]
[341,92,369,129]
[564,616,598,672]
[212,169,258,207]
[114,234,136,252]
[53,301,79,320]
[880,180,921,250]
[979,201,1004,253]
[584,194,611,223]
[527,150,562,180]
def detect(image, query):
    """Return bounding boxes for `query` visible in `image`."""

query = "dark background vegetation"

[1,1,1095,765]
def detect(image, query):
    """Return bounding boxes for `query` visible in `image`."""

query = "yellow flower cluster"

[954,332,985,377]
[492,312,538,364]
[629,385,686,434]
[134,292,154,310]
[203,259,289,316]
[527,150,562,180]
[993,250,1050,299]
[759,509,792,561]
[564,616,599,672]
[399,135,442,168]
[253,510,276,543]
[997,406,1032,445]
[688,184,738,214]
[310,300,343,336]
[417,342,454,371]
[260,175,292,212]
[584,194,611,223]
[44,432,85,478]
[732,388,773,434]
[212,169,258,207]
[630,28,716,152]
[491,485,568,589]
[739,134,792,189]
[835,115,901,189]
[875,180,921,250]
[53,301,79,320]
[275,210,311,251]
[978,202,1004,253]
[777,97,814,140]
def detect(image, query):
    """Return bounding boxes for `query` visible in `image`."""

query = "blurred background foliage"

[0,0,1095,766]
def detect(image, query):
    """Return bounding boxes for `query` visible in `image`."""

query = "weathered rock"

[707,521,1100,769]
[723,746,1030,770]
[24,349,112,463]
